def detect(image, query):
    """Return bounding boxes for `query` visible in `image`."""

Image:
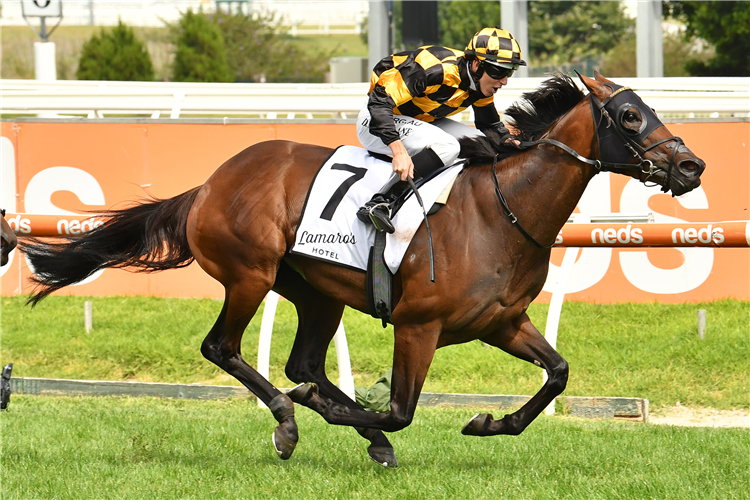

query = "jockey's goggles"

[482,61,516,80]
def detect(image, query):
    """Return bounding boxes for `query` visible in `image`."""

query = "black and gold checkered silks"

[465,27,524,65]
[368,45,495,124]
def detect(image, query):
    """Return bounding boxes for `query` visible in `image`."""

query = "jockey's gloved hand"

[481,122,524,151]
[495,124,524,150]
[499,132,524,150]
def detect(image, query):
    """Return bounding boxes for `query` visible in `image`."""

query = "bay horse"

[21,73,705,467]
[1,209,17,267]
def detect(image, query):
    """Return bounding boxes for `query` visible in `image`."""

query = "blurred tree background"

[76,20,154,81]
[0,8,348,82]
[208,9,333,83]
[393,0,747,78]
[664,1,749,76]
[170,9,233,82]
[2,1,747,81]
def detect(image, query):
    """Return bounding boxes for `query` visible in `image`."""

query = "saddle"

[289,146,465,325]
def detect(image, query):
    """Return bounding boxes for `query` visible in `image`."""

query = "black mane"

[459,73,586,162]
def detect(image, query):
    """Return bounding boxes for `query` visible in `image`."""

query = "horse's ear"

[575,71,596,93]
[593,71,615,85]
[576,72,612,102]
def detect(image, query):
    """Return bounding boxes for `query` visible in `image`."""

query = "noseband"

[493,84,685,249]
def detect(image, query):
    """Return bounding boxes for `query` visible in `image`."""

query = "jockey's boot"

[356,173,407,233]
[357,148,444,233]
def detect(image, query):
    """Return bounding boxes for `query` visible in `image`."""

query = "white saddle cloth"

[290,145,464,274]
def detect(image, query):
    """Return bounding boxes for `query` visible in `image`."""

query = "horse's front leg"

[288,322,439,440]
[462,312,569,436]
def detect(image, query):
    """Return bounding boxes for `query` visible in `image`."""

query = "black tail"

[21,187,202,306]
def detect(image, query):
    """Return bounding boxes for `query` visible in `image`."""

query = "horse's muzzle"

[0,227,17,267]
[678,157,705,176]
[670,156,706,196]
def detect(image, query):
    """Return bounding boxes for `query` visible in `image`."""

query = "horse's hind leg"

[286,321,440,435]
[274,263,398,467]
[201,283,299,460]
[462,312,568,437]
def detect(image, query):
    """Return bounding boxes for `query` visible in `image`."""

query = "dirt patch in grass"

[650,404,749,428]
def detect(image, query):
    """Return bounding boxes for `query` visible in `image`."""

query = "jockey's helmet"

[465,27,526,80]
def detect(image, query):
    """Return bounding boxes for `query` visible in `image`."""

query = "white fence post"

[257,291,355,408]
[333,322,356,401]
[543,214,589,415]
[257,291,280,408]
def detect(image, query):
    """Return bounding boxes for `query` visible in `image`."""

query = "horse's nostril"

[679,159,703,174]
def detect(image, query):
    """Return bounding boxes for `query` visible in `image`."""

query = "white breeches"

[356,107,484,166]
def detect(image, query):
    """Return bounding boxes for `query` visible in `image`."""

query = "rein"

[491,156,554,249]
[491,87,684,249]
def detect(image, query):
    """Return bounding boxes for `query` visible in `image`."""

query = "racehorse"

[21,73,705,467]
[1,209,17,267]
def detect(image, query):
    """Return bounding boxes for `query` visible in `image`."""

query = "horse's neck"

[538,107,597,224]
[477,102,597,247]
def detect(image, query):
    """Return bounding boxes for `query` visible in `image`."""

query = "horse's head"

[1,209,17,266]
[578,72,705,197]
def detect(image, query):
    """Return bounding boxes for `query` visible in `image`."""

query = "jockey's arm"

[473,101,521,148]
[368,84,419,180]
[367,86,401,146]
[387,140,413,181]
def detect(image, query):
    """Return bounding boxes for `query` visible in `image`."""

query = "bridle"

[492,83,685,249]
[529,85,685,191]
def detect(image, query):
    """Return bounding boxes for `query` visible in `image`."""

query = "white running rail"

[2,77,748,119]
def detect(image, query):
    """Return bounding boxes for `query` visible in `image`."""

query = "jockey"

[356,27,526,233]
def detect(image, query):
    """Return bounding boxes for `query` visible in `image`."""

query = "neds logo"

[591,224,644,245]
[57,218,104,235]
[672,224,724,245]
[5,215,31,234]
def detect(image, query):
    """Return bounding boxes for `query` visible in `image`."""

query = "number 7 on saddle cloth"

[290,145,464,274]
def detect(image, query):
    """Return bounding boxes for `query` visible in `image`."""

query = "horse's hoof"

[461,413,493,436]
[368,445,398,468]
[272,422,298,460]
[286,383,318,405]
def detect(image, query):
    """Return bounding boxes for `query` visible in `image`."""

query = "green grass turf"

[1,297,747,411]
[1,395,747,499]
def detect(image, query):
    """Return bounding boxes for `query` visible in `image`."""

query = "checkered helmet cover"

[465,27,526,66]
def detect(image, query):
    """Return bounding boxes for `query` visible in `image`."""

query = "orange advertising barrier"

[555,221,750,247]
[1,119,748,303]
[8,213,750,248]
[4,213,106,237]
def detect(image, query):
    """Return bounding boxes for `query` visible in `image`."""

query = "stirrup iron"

[367,202,394,234]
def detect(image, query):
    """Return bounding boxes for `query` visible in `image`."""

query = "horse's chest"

[437,297,523,345]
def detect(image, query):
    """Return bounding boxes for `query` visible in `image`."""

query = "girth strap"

[366,230,392,327]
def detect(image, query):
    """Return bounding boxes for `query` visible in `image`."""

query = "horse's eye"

[624,111,638,123]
